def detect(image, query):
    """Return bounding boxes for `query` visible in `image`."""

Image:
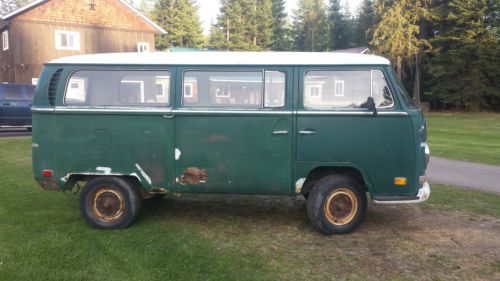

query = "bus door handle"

[299,129,316,135]
[272,130,288,135]
[163,114,175,119]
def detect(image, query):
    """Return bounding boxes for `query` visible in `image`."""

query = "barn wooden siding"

[0,0,160,84]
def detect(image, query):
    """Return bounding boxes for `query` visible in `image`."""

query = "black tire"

[306,174,367,234]
[80,177,142,229]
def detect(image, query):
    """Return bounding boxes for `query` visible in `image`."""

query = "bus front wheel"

[80,177,142,229]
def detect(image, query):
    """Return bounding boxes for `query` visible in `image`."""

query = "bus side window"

[371,70,394,108]
[66,77,87,104]
[182,71,263,108]
[264,71,285,108]
[64,70,170,107]
[303,70,395,110]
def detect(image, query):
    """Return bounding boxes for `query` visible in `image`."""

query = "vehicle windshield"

[391,69,418,108]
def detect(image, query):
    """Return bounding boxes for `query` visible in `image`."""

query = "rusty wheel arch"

[301,167,368,196]
[65,174,146,197]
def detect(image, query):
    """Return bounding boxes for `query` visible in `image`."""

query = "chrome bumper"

[373,181,431,204]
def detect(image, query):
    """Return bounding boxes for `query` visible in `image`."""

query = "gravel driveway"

[0,128,31,137]
[427,156,500,194]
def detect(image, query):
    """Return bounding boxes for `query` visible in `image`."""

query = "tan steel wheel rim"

[324,188,358,225]
[92,188,125,222]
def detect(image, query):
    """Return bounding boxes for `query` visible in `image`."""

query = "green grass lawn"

[1,138,499,280]
[424,184,500,217]
[426,112,500,165]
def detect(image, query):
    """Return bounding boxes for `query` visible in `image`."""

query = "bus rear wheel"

[80,177,142,229]
[306,175,367,234]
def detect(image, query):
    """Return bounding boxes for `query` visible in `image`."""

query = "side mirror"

[366,96,377,116]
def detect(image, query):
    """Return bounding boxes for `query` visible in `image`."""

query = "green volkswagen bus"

[31,52,430,234]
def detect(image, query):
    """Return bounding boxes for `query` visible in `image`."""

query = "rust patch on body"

[206,134,229,143]
[38,180,60,191]
[179,167,208,185]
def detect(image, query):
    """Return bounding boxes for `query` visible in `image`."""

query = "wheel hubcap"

[324,188,358,225]
[92,188,125,222]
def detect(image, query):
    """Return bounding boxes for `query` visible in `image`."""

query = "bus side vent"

[48,69,63,106]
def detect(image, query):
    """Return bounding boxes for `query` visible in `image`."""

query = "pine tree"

[152,0,204,50]
[328,0,353,50]
[271,0,290,50]
[355,0,375,47]
[257,0,274,49]
[209,0,249,50]
[371,0,431,103]
[426,0,500,110]
[208,20,227,50]
[209,0,274,51]
[292,0,329,51]
[178,0,205,48]
[248,0,274,50]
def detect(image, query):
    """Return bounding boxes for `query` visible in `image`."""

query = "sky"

[197,0,362,35]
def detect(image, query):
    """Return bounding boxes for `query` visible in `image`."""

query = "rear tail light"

[42,170,53,177]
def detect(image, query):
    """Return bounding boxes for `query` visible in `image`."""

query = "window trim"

[65,77,87,104]
[306,84,322,98]
[183,83,194,98]
[137,42,150,53]
[303,69,396,111]
[334,80,344,97]
[2,30,9,51]
[155,77,170,100]
[63,69,171,107]
[120,79,145,104]
[55,30,80,51]
[181,69,265,110]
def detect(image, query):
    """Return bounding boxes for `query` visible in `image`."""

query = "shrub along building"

[0,0,166,84]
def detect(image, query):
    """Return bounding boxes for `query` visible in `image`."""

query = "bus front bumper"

[373,181,431,204]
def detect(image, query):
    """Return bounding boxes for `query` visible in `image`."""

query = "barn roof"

[0,0,166,34]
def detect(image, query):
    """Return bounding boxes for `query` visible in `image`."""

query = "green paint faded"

[32,62,428,200]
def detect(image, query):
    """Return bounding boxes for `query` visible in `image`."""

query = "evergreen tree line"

[151,0,499,111]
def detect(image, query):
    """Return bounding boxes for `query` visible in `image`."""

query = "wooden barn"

[0,0,166,84]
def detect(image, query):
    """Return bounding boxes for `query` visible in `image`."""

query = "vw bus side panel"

[295,66,418,197]
[173,111,293,194]
[172,66,294,194]
[51,111,175,191]
[32,65,176,192]
[32,67,60,190]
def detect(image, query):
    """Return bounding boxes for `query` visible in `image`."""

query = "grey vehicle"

[0,84,35,130]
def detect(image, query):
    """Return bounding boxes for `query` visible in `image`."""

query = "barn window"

[2,31,8,51]
[55,30,80,51]
[137,42,150,53]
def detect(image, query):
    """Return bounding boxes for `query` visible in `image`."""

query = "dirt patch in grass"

[143,194,500,280]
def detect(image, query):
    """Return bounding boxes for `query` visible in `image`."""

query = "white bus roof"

[48,52,391,66]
